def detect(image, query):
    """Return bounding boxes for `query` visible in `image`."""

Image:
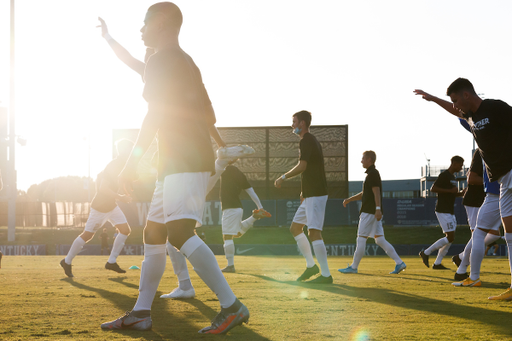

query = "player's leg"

[489,175,512,300]
[304,195,331,283]
[422,213,454,269]
[61,209,106,277]
[455,193,501,287]
[222,234,236,272]
[164,172,248,333]
[374,224,406,274]
[105,207,131,272]
[456,206,480,266]
[220,208,241,272]
[290,199,318,281]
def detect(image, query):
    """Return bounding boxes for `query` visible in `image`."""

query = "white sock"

[351,237,367,269]
[181,235,236,308]
[294,233,315,268]
[224,239,235,266]
[108,233,128,263]
[166,241,191,286]
[425,237,449,255]
[434,243,451,265]
[505,233,512,288]
[64,236,87,264]
[457,238,472,274]
[312,240,331,277]
[469,229,487,280]
[133,244,167,311]
[240,216,257,234]
[484,233,501,246]
[375,236,402,265]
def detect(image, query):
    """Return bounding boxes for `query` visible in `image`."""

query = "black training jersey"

[463,149,485,208]
[220,165,251,210]
[434,169,457,214]
[143,47,215,180]
[91,157,125,213]
[361,165,383,215]
[299,133,328,198]
[464,99,512,181]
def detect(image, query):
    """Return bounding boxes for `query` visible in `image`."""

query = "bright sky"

[1,0,512,191]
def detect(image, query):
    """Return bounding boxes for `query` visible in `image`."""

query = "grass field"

[1,255,512,340]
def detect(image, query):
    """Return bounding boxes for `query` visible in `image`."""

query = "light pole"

[7,0,16,242]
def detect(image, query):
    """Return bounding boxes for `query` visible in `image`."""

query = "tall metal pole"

[8,0,16,241]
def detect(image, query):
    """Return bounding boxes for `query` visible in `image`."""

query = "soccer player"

[219,161,270,273]
[274,110,332,284]
[338,151,406,275]
[419,156,464,270]
[60,139,134,277]
[97,16,252,300]
[100,3,249,333]
[415,87,504,290]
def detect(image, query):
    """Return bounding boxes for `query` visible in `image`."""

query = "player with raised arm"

[274,110,332,284]
[60,139,134,277]
[419,156,464,270]
[97,16,252,300]
[415,86,507,292]
[338,151,406,275]
[100,3,249,333]
[219,161,270,273]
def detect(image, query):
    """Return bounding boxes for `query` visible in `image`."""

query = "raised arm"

[414,89,463,118]
[97,17,145,76]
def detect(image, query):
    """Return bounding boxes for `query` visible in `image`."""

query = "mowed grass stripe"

[0,256,512,340]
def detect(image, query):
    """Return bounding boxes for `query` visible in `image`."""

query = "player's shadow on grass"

[62,278,269,340]
[107,276,139,289]
[248,274,512,336]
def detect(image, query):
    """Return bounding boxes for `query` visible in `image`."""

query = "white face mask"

[293,127,302,135]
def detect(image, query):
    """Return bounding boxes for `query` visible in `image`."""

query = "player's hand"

[96,17,109,37]
[413,89,435,101]
[375,209,382,221]
[118,168,137,196]
[274,177,283,188]
[343,199,350,207]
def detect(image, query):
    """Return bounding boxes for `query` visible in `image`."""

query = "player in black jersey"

[275,110,332,284]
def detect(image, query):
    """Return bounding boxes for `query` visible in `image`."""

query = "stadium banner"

[0,244,46,255]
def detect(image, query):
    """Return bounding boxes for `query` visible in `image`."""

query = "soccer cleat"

[454,272,469,281]
[253,209,272,219]
[60,259,74,278]
[452,278,481,287]
[419,249,429,268]
[488,288,512,301]
[105,262,127,274]
[306,275,333,284]
[217,145,255,160]
[338,264,358,274]
[296,264,319,281]
[432,263,449,270]
[160,287,196,299]
[198,299,249,334]
[101,311,152,331]
[452,254,462,267]
[221,265,236,273]
[390,262,407,274]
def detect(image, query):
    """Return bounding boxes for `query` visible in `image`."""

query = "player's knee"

[117,224,131,236]
[80,231,94,242]
[308,229,322,241]
[447,235,455,243]
[143,222,167,244]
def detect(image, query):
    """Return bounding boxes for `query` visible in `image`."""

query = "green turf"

[0,225,484,254]
[1,255,511,340]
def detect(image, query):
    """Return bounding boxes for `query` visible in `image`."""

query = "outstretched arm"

[343,191,363,207]
[97,17,145,76]
[414,89,463,118]
[245,187,263,209]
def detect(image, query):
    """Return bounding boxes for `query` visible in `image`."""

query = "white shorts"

[147,172,210,226]
[84,206,127,233]
[465,206,480,231]
[222,208,244,235]
[357,212,384,238]
[147,181,165,224]
[292,195,328,231]
[435,212,457,233]
[499,169,512,218]
[476,193,501,231]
